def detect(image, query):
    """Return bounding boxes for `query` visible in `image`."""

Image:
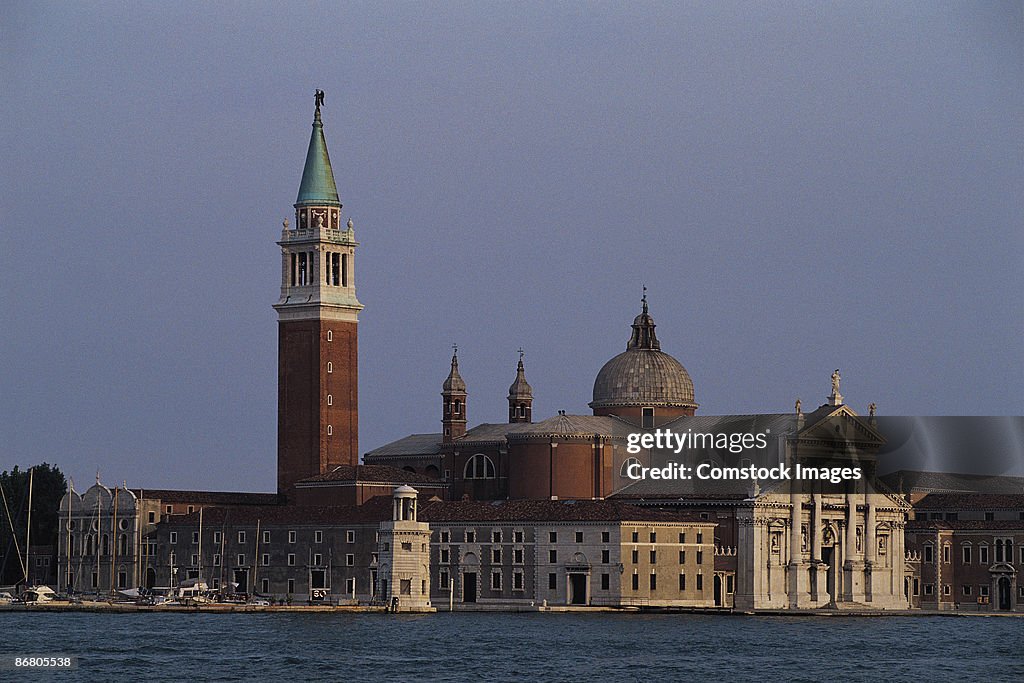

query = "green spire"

[295,105,341,207]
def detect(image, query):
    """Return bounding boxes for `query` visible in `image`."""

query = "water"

[1,612,1022,681]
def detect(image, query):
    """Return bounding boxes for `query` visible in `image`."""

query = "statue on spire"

[315,89,325,110]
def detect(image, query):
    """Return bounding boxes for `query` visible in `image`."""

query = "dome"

[589,296,697,411]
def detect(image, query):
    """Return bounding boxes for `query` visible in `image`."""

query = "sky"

[2,1,1022,493]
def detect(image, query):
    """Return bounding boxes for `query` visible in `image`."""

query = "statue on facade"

[831,369,841,395]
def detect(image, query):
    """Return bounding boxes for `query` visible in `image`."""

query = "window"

[187,506,195,514]
[963,585,972,596]
[513,530,524,543]
[621,458,641,478]
[943,584,951,596]
[118,572,127,588]
[962,546,972,564]
[649,532,657,543]
[679,574,686,590]
[601,574,610,590]
[696,551,703,565]
[327,362,333,373]
[513,572,524,590]
[649,550,657,563]
[980,585,989,597]
[169,532,177,544]
[631,574,639,590]
[314,531,323,544]
[985,512,994,521]
[326,330,332,342]
[213,554,221,567]
[191,554,198,566]
[166,505,173,514]
[649,574,657,590]
[287,554,296,566]
[148,511,155,523]
[440,548,450,564]
[237,554,245,566]
[238,531,246,544]
[943,544,950,563]
[924,584,933,596]
[439,530,450,543]
[631,550,639,564]
[679,532,686,544]
[548,573,557,590]
[313,553,322,566]
[346,530,355,543]
[439,571,449,589]
[549,531,557,543]
[261,579,269,594]
[453,399,461,415]
[491,571,502,590]
[924,545,934,563]
[212,578,220,589]
[700,513,709,521]
[466,530,476,543]
[344,553,354,566]
[642,407,654,429]
[513,548,523,564]
[696,532,703,544]
[463,454,496,479]
[575,531,584,543]
[213,531,221,545]
[549,550,557,563]
[913,578,920,595]
[261,554,269,566]
[602,549,610,564]
[287,579,295,594]
[679,550,686,564]
[492,530,502,543]
[327,425,333,436]
[696,573,703,590]
[631,530,639,543]
[979,546,989,564]
[727,575,734,594]
[601,531,610,543]
[492,549,501,564]
[263,531,270,544]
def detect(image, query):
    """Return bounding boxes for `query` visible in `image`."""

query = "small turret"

[507,349,533,423]
[442,346,467,442]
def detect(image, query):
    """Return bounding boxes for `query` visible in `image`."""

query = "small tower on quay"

[274,91,363,498]
[441,347,467,442]
[377,486,433,612]
[507,349,533,423]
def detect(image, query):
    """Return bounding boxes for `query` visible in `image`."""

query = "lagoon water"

[2,612,1022,682]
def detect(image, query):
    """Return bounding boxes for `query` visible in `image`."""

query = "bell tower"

[274,91,362,497]
[441,347,467,442]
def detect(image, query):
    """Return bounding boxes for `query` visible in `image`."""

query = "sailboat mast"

[65,480,74,592]
[197,507,204,582]
[0,482,26,582]
[252,519,260,597]
[25,467,33,586]
[111,485,118,594]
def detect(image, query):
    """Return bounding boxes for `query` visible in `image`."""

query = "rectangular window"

[549,549,557,563]
[148,511,155,523]
[513,548,523,564]
[601,549,610,564]
[696,532,703,544]
[548,573,557,590]
[924,584,933,596]
[962,585,972,596]
[346,530,355,543]
[166,505,173,514]
[980,585,989,597]
[237,554,245,566]
[187,506,195,514]
[649,532,657,543]
[345,554,354,566]
[492,530,501,543]
[118,572,127,588]
[985,512,994,521]
[549,531,557,543]
[289,531,296,544]
[261,579,269,594]
[943,545,950,563]
[313,553,322,566]
[727,575,734,594]
[440,548,450,564]
[696,551,703,565]
[649,573,657,590]
[631,531,639,543]
[263,531,270,544]
[679,532,686,544]
[91,572,98,588]
[261,554,269,566]
[439,571,449,589]
[213,531,221,545]
[315,531,323,544]
[631,574,639,591]
[980,546,988,564]
[575,531,584,543]
[169,532,177,544]
[963,546,972,564]
[466,530,476,543]
[642,407,654,428]
[492,549,501,564]
[696,574,703,591]
[440,530,450,543]
[491,571,502,591]
[679,550,686,564]
[631,549,639,564]
[192,532,199,544]
[191,554,198,566]
[679,574,686,591]
[601,531,610,543]
[238,531,246,544]
[601,573,609,590]
[287,579,295,594]
[649,550,657,563]
[913,578,920,595]
[513,530,524,543]
[213,554,221,567]
[288,554,296,566]
[513,572,524,590]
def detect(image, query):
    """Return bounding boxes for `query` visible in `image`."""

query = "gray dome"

[590,348,696,409]
[589,295,697,410]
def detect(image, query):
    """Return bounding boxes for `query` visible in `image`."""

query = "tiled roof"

[907,519,1024,531]
[297,464,445,486]
[364,434,443,458]
[913,493,1024,511]
[609,476,752,501]
[879,470,1024,495]
[131,489,281,506]
[168,497,393,526]
[419,499,713,524]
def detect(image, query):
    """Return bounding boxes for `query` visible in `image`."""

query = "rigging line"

[0,480,26,578]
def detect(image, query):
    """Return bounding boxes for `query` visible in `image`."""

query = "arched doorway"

[145,567,156,589]
[998,577,1011,611]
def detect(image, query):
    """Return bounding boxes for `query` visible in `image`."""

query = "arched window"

[620,458,641,478]
[102,534,109,556]
[454,399,462,416]
[327,330,333,342]
[327,425,333,436]
[119,534,128,556]
[327,395,333,406]
[464,454,496,479]
[327,362,333,373]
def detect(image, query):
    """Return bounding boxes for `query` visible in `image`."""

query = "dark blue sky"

[2,2,1021,492]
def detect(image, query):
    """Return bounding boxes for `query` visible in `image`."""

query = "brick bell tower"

[274,90,362,498]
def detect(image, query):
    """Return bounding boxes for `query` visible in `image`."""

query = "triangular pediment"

[799,404,885,448]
